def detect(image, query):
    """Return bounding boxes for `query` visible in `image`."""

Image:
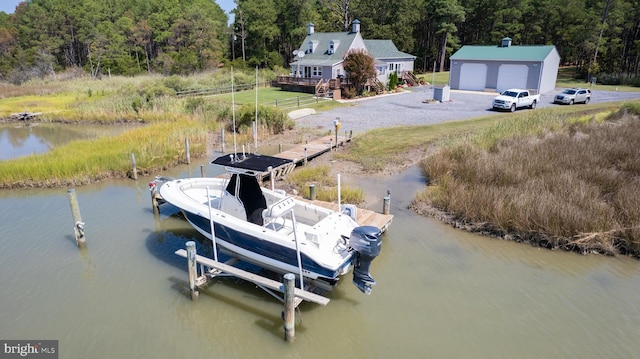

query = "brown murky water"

[0,123,129,160]
[1,160,639,358]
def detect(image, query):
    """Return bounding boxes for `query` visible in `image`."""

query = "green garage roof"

[450,45,556,62]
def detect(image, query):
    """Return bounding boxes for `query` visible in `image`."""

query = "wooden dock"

[275,134,351,164]
[296,196,393,233]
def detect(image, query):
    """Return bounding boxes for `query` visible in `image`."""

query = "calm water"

[0,123,128,160]
[1,161,639,358]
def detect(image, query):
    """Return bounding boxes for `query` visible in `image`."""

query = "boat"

[154,152,383,294]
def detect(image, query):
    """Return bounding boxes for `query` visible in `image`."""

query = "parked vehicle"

[492,89,540,112]
[554,88,591,105]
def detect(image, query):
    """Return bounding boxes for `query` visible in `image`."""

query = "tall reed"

[414,107,640,256]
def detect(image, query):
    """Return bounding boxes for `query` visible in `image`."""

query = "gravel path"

[293,86,640,134]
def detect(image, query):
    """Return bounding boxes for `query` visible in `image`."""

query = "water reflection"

[0,123,126,160]
[1,162,640,358]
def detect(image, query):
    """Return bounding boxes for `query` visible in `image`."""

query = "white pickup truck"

[492,89,540,112]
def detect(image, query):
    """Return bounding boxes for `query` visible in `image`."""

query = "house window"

[328,40,339,54]
[308,41,313,53]
[388,63,403,73]
[312,66,322,77]
[377,66,386,75]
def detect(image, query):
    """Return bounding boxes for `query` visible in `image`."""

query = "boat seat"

[219,192,247,221]
[262,197,296,232]
[264,217,286,232]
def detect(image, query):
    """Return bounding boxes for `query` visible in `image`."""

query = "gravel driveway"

[294,86,640,134]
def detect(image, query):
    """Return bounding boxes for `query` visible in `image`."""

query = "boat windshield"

[226,173,267,225]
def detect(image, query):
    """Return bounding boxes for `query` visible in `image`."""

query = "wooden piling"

[269,166,275,190]
[185,138,191,164]
[304,147,307,165]
[67,189,86,246]
[130,153,138,180]
[186,241,199,300]
[383,190,391,215]
[221,128,225,153]
[200,165,205,178]
[309,184,316,201]
[151,185,160,217]
[283,273,296,342]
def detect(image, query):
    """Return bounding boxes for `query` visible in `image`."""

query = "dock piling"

[130,153,138,180]
[221,128,225,153]
[309,184,316,201]
[186,241,199,300]
[200,165,205,178]
[151,184,160,217]
[383,189,391,215]
[67,189,86,246]
[185,138,191,164]
[283,273,296,342]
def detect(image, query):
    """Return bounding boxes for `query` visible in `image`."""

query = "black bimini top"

[211,153,293,172]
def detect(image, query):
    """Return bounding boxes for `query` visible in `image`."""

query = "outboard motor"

[349,226,382,295]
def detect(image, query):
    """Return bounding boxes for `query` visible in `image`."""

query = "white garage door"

[459,63,487,91]
[497,64,529,92]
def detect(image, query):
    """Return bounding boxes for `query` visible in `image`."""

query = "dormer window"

[307,40,318,54]
[328,40,340,55]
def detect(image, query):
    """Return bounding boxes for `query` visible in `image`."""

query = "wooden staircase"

[315,79,331,97]
[371,78,386,94]
[402,71,420,86]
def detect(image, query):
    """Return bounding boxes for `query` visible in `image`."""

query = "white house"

[291,20,416,86]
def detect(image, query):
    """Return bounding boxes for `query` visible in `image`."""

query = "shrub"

[388,72,399,91]
[232,104,293,135]
[342,86,356,99]
[163,75,190,93]
[184,97,206,114]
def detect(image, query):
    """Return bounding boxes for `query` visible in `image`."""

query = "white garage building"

[449,38,560,94]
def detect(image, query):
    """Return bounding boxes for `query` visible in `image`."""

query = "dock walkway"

[276,134,350,164]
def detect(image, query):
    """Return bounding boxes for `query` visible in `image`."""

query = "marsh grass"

[413,105,640,256]
[0,120,209,188]
[286,165,365,204]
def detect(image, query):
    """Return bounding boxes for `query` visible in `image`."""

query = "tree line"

[1,0,639,85]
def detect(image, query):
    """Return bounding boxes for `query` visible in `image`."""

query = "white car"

[492,89,540,112]
[554,88,591,105]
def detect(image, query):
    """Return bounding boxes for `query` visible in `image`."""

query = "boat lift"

[173,193,331,307]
